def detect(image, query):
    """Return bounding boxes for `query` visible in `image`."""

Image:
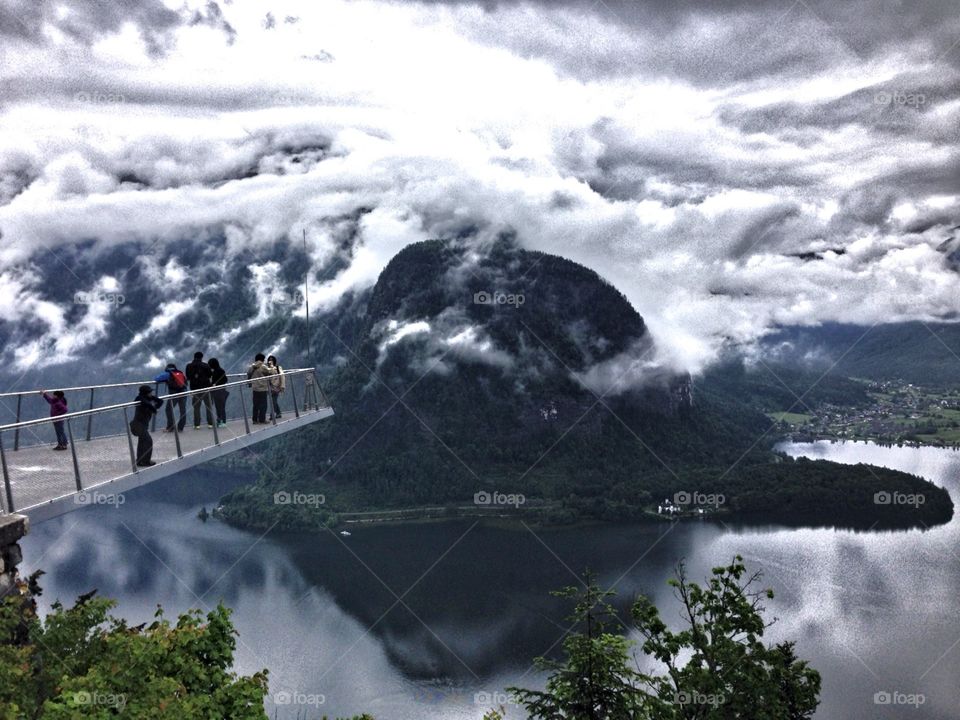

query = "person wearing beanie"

[130,385,163,466]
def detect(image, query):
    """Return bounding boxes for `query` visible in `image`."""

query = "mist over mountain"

[216,238,953,531]
[759,322,960,387]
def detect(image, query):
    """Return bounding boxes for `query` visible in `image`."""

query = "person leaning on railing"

[130,385,163,467]
[154,363,187,433]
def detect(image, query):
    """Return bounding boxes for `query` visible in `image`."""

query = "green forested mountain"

[761,322,960,386]
[217,239,953,531]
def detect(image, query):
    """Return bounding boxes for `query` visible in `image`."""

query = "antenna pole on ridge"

[303,228,312,369]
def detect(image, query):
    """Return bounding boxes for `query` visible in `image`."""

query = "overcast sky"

[0,0,958,373]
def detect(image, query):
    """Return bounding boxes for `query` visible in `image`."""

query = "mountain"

[217,238,953,531]
[760,322,960,387]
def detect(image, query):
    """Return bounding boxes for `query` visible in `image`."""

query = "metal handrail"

[0,368,321,432]
[0,372,253,399]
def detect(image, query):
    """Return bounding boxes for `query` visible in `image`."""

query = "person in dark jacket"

[247,353,275,424]
[40,389,69,450]
[185,351,214,429]
[154,362,187,432]
[130,385,163,466]
[267,355,285,419]
[208,358,229,427]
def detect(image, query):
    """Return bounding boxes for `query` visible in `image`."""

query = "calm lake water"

[20,441,960,719]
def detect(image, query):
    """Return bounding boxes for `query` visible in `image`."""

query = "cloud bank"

[0,0,958,375]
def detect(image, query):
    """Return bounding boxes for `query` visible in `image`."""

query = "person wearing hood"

[154,362,187,433]
[130,385,163,467]
[208,358,229,428]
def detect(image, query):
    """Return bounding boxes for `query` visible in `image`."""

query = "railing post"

[269,380,277,426]
[122,407,138,473]
[172,403,183,458]
[0,432,13,513]
[66,419,82,492]
[151,383,159,433]
[13,394,21,451]
[210,391,220,445]
[290,375,300,419]
[85,387,95,441]
[239,383,251,435]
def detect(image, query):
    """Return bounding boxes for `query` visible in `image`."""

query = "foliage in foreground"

[0,557,818,719]
[0,573,267,719]
[484,556,820,720]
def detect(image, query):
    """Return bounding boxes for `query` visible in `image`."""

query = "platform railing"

[0,369,329,514]
[0,373,261,449]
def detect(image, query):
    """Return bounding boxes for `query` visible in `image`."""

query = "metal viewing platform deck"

[0,369,333,522]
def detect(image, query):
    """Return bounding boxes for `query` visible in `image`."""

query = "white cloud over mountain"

[0,0,957,374]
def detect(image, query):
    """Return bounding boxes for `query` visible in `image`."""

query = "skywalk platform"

[0,369,332,522]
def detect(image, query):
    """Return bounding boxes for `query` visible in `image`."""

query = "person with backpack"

[267,354,285,419]
[208,358,229,428]
[185,351,214,429]
[246,353,275,424]
[40,389,69,450]
[154,363,188,433]
[130,385,163,466]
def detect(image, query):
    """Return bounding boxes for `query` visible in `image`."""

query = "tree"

[508,576,647,719]
[501,557,820,719]
[0,574,268,719]
[0,573,374,720]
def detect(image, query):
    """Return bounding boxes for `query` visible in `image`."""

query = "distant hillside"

[761,322,960,386]
[217,239,953,531]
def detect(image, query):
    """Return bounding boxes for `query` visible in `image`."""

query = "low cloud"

[0,0,957,378]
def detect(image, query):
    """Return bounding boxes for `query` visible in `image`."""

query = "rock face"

[223,237,771,518]
[0,514,28,599]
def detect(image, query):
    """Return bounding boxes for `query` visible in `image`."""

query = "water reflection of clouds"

[19,444,960,720]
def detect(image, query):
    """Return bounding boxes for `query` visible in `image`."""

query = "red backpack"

[169,370,187,390]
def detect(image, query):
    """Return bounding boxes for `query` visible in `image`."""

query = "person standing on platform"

[40,390,69,450]
[247,353,274,424]
[130,385,163,467]
[267,354,285,419]
[185,351,214,429]
[154,363,187,433]
[208,357,229,428]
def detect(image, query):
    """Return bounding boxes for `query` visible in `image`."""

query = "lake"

[20,441,960,719]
